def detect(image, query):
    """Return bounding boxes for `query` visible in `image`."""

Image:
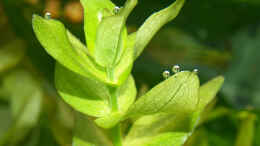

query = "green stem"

[108,86,122,146]
[108,86,118,112]
[111,124,123,146]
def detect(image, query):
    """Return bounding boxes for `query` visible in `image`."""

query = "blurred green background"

[0,0,260,146]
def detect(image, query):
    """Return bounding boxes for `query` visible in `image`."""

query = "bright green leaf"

[95,16,127,67]
[127,71,199,117]
[32,15,119,85]
[94,0,137,78]
[134,0,185,59]
[55,63,110,117]
[80,0,115,56]
[113,33,136,86]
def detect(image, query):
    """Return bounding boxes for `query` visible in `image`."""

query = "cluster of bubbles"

[162,65,198,79]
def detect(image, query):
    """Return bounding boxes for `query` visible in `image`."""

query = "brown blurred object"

[24,0,38,5]
[64,1,83,23]
[44,0,61,18]
[0,4,7,27]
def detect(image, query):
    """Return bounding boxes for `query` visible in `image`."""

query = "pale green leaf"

[125,131,188,146]
[191,76,224,128]
[124,113,191,140]
[127,71,199,117]
[95,16,127,67]
[80,0,115,56]
[55,63,110,117]
[73,113,113,146]
[1,70,42,145]
[113,32,136,86]
[94,0,137,77]
[134,0,185,59]
[198,76,224,112]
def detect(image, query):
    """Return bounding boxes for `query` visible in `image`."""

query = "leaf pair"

[55,64,136,128]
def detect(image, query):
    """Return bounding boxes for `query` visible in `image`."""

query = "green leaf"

[32,15,118,85]
[112,32,136,86]
[55,63,110,117]
[142,132,188,146]
[80,0,115,56]
[95,16,127,67]
[1,70,42,145]
[73,113,113,146]
[198,76,224,113]
[124,113,190,146]
[190,76,224,129]
[0,39,25,73]
[94,0,137,67]
[56,63,136,128]
[235,112,256,146]
[127,71,199,117]
[125,132,188,146]
[134,0,185,59]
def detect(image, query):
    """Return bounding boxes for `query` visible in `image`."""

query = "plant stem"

[108,86,122,146]
[111,124,123,146]
[108,86,118,112]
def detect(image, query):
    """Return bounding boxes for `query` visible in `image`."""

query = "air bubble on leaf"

[172,65,180,73]
[97,12,103,22]
[193,69,199,74]
[162,70,170,79]
[114,6,121,14]
[44,12,52,19]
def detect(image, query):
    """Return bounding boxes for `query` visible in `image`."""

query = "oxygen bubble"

[97,12,103,22]
[193,69,199,73]
[162,70,170,79]
[172,65,180,73]
[114,6,120,14]
[44,12,52,19]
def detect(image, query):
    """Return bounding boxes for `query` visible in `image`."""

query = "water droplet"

[172,65,180,73]
[114,6,120,14]
[193,69,199,73]
[162,70,170,79]
[44,12,52,19]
